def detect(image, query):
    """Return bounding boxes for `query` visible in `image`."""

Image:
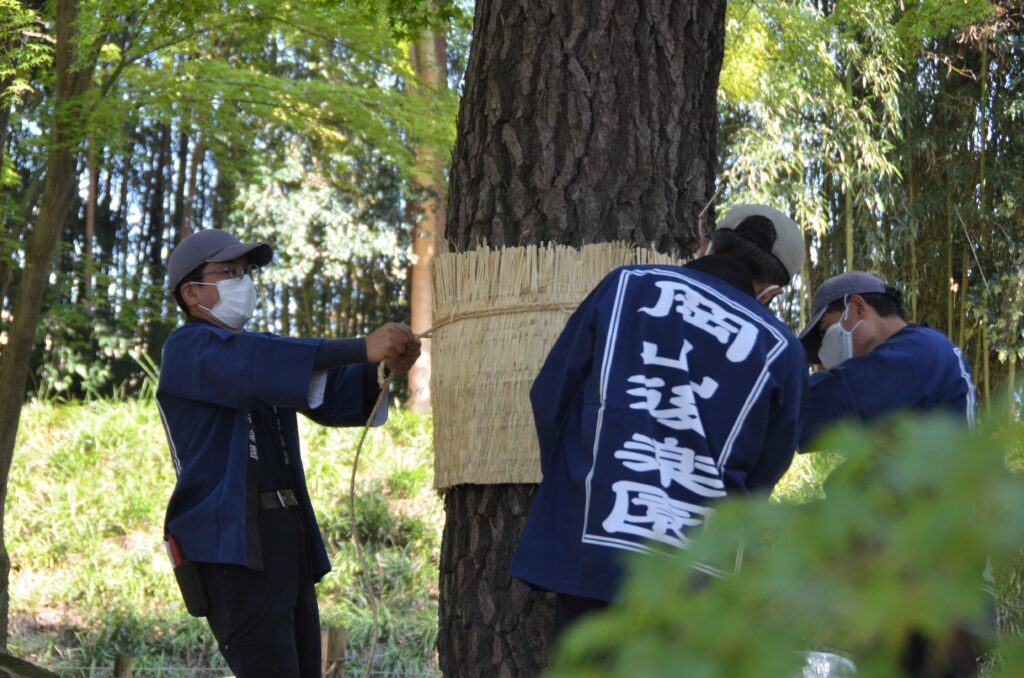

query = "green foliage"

[74,0,458,177]
[8,400,442,675]
[548,413,1024,677]
[2,0,463,400]
[718,0,1023,390]
[235,145,407,283]
[0,1,52,107]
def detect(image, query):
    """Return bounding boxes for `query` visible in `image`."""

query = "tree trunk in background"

[148,123,169,283]
[438,1,726,675]
[843,66,855,270]
[172,129,188,243]
[0,0,94,648]
[84,137,97,302]
[181,136,204,240]
[407,28,448,414]
[0,83,11,177]
[0,79,14,311]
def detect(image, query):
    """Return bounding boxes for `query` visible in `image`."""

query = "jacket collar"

[682,255,756,298]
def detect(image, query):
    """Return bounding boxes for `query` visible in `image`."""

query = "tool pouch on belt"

[165,535,209,617]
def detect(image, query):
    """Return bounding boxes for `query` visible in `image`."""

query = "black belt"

[260,489,298,510]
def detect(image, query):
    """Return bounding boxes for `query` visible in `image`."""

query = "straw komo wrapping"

[430,243,685,489]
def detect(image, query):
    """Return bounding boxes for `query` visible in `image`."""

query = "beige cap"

[715,204,804,282]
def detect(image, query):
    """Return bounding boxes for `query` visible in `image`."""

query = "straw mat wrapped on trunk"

[430,243,685,488]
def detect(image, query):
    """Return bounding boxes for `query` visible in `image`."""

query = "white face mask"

[756,285,780,305]
[818,300,862,369]
[193,276,258,329]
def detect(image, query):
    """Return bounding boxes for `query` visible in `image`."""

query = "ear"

[697,238,711,257]
[847,294,868,319]
[181,282,201,309]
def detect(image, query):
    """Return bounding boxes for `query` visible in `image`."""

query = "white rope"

[349,330,432,678]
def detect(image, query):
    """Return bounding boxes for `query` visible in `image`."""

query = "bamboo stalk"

[946,191,954,339]
[959,249,969,350]
[907,172,917,322]
[983,325,990,411]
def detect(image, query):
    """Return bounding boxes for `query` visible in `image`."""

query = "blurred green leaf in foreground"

[548,412,1024,678]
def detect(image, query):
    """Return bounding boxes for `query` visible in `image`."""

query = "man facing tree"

[439,1,729,675]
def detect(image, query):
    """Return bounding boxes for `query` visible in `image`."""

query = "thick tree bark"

[0,0,94,648]
[438,1,726,675]
[407,29,448,414]
[438,485,553,677]
[446,0,724,256]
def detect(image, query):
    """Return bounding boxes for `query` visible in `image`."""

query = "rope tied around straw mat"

[349,300,578,676]
[425,301,581,336]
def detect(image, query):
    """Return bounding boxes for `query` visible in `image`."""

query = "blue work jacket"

[799,324,976,448]
[156,320,385,579]
[510,262,808,602]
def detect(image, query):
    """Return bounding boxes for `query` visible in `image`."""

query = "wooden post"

[321,626,346,678]
[113,653,132,678]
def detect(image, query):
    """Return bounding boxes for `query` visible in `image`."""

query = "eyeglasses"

[198,264,261,281]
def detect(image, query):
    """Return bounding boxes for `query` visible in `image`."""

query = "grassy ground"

[12,399,1019,676]
[9,399,443,676]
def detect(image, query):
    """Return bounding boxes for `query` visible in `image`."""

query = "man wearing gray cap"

[157,229,420,676]
[511,204,810,643]
[797,272,986,675]
[797,271,976,448]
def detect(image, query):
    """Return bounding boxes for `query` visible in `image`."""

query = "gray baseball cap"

[715,204,804,283]
[798,271,888,363]
[167,229,273,292]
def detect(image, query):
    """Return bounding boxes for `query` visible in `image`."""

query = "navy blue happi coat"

[157,321,385,579]
[799,325,976,448]
[510,261,808,602]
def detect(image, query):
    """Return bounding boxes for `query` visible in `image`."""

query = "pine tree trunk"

[0,0,94,648]
[438,1,726,675]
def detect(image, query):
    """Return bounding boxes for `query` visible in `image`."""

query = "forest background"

[1,0,1023,674]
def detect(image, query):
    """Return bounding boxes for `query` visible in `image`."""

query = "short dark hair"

[826,285,907,320]
[173,262,207,315]
[709,227,789,287]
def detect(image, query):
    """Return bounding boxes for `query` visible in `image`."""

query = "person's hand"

[366,323,414,363]
[386,337,422,374]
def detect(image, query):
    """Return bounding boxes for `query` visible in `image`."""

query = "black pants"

[201,508,320,677]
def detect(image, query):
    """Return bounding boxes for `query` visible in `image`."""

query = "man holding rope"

[511,205,809,644]
[156,229,420,677]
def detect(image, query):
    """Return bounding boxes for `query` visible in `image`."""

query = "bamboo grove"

[720,0,1024,413]
[1,0,1023,413]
